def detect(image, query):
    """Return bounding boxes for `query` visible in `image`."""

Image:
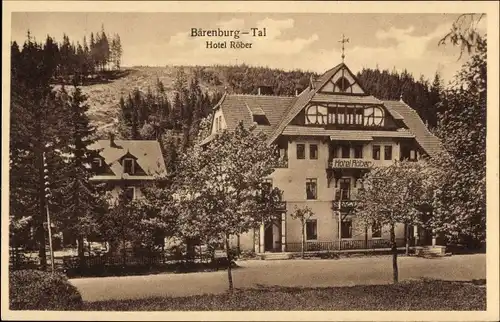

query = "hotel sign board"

[330,159,373,169]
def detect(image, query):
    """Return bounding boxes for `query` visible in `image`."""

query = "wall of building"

[211,108,227,134]
[106,184,145,203]
[235,136,407,252]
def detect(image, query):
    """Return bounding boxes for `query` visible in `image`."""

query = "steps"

[415,245,448,258]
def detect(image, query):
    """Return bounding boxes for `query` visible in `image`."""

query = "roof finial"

[339,34,349,63]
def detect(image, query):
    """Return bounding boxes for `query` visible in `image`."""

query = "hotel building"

[203,62,441,254]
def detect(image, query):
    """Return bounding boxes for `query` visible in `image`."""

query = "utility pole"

[43,148,55,274]
[338,187,342,251]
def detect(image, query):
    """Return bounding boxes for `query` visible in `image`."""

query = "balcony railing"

[286,238,407,252]
[275,201,287,212]
[275,156,289,168]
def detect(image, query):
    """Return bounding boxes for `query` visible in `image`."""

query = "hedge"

[9,269,83,310]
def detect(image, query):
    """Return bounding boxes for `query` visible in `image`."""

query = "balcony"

[275,156,289,168]
[275,201,287,212]
[332,188,358,211]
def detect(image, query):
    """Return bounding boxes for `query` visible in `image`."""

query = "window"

[372,222,382,238]
[297,144,305,159]
[384,146,393,160]
[364,107,384,126]
[355,108,364,125]
[92,158,102,171]
[341,218,352,239]
[372,145,380,160]
[341,145,350,159]
[306,178,317,200]
[124,186,135,201]
[410,150,416,160]
[353,145,363,159]
[123,158,135,174]
[309,144,318,159]
[262,179,273,198]
[330,145,338,159]
[336,178,351,200]
[337,107,345,124]
[306,219,318,240]
[335,77,350,92]
[305,105,328,124]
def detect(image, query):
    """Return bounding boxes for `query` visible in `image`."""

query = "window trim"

[309,144,318,160]
[306,178,318,200]
[123,158,135,175]
[296,143,306,160]
[384,145,393,161]
[340,218,353,239]
[306,219,318,241]
[124,186,136,201]
[92,157,103,169]
[353,145,363,159]
[341,144,350,159]
[372,145,381,161]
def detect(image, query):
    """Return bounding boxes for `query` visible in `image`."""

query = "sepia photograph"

[2,1,499,321]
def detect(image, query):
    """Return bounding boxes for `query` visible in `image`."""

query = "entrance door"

[264,224,274,252]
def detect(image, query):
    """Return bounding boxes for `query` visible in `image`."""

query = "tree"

[100,26,110,71]
[290,206,315,259]
[56,83,105,266]
[430,37,486,246]
[175,122,283,291]
[111,34,123,70]
[439,14,485,59]
[10,36,69,269]
[355,161,429,283]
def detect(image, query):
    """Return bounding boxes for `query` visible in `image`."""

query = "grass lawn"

[83,279,486,311]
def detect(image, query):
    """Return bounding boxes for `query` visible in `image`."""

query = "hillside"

[79,65,314,137]
[78,66,218,135]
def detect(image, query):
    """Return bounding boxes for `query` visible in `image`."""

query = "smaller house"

[88,134,167,202]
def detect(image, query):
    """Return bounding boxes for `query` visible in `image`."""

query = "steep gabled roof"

[314,63,344,90]
[383,100,442,157]
[89,140,166,179]
[266,87,317,144]
[219,94,295,131]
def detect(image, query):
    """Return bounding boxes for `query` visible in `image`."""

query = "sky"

[11,12,487,83]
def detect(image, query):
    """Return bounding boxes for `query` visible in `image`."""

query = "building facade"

[203,62,441,253]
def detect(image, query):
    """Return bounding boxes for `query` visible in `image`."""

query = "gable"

[318,64,366,95]
[211,107,227,134]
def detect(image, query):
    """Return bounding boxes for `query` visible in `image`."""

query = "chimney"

[295,89,299,96]
[109,132,116,147]
[257,87,261,95]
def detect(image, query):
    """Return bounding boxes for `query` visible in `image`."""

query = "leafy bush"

[9,269,83,310]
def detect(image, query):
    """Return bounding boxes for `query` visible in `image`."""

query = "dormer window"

[123,158,135,175]
[92,158,103,172]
